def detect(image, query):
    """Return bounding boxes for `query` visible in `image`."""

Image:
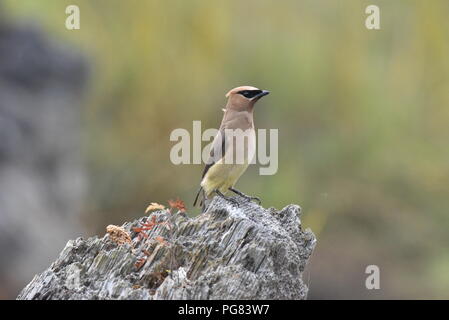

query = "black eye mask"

[237,90,262,99]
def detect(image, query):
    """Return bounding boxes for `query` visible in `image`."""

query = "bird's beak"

[253,90,270,101]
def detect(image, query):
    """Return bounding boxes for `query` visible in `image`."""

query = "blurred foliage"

[4,0,449,298]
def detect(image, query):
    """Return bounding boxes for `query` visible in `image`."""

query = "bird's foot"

[229,188,261,205]
[214,189,240,207]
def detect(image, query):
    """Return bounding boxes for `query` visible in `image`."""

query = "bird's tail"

[193,186,204,207]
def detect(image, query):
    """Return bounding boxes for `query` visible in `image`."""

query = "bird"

[193,85,270,212]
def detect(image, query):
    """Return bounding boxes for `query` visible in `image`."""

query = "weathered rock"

[17,196,316,300]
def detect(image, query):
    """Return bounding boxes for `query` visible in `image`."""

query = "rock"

[17,196,316,300]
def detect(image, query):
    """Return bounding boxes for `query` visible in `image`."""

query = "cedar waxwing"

[193,86,270,211]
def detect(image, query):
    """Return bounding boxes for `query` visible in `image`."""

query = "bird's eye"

[242,91,251,98]
[238,90,261,99]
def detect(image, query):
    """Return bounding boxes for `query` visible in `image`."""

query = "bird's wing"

[201,127,227,179]
[201,111,253,180]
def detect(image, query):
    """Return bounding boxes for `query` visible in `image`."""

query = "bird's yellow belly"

[201,162,249,197]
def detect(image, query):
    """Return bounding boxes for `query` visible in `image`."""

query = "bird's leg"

[229,187,261,205]
[214,189,239,207]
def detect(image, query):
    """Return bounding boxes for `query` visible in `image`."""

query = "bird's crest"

[225,86,260,98]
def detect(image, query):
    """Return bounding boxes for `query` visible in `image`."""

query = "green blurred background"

[4,0,449,299]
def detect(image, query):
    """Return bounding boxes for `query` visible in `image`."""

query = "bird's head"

[225,86,270,111]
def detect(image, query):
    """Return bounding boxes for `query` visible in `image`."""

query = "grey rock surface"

[17,196,316,300]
